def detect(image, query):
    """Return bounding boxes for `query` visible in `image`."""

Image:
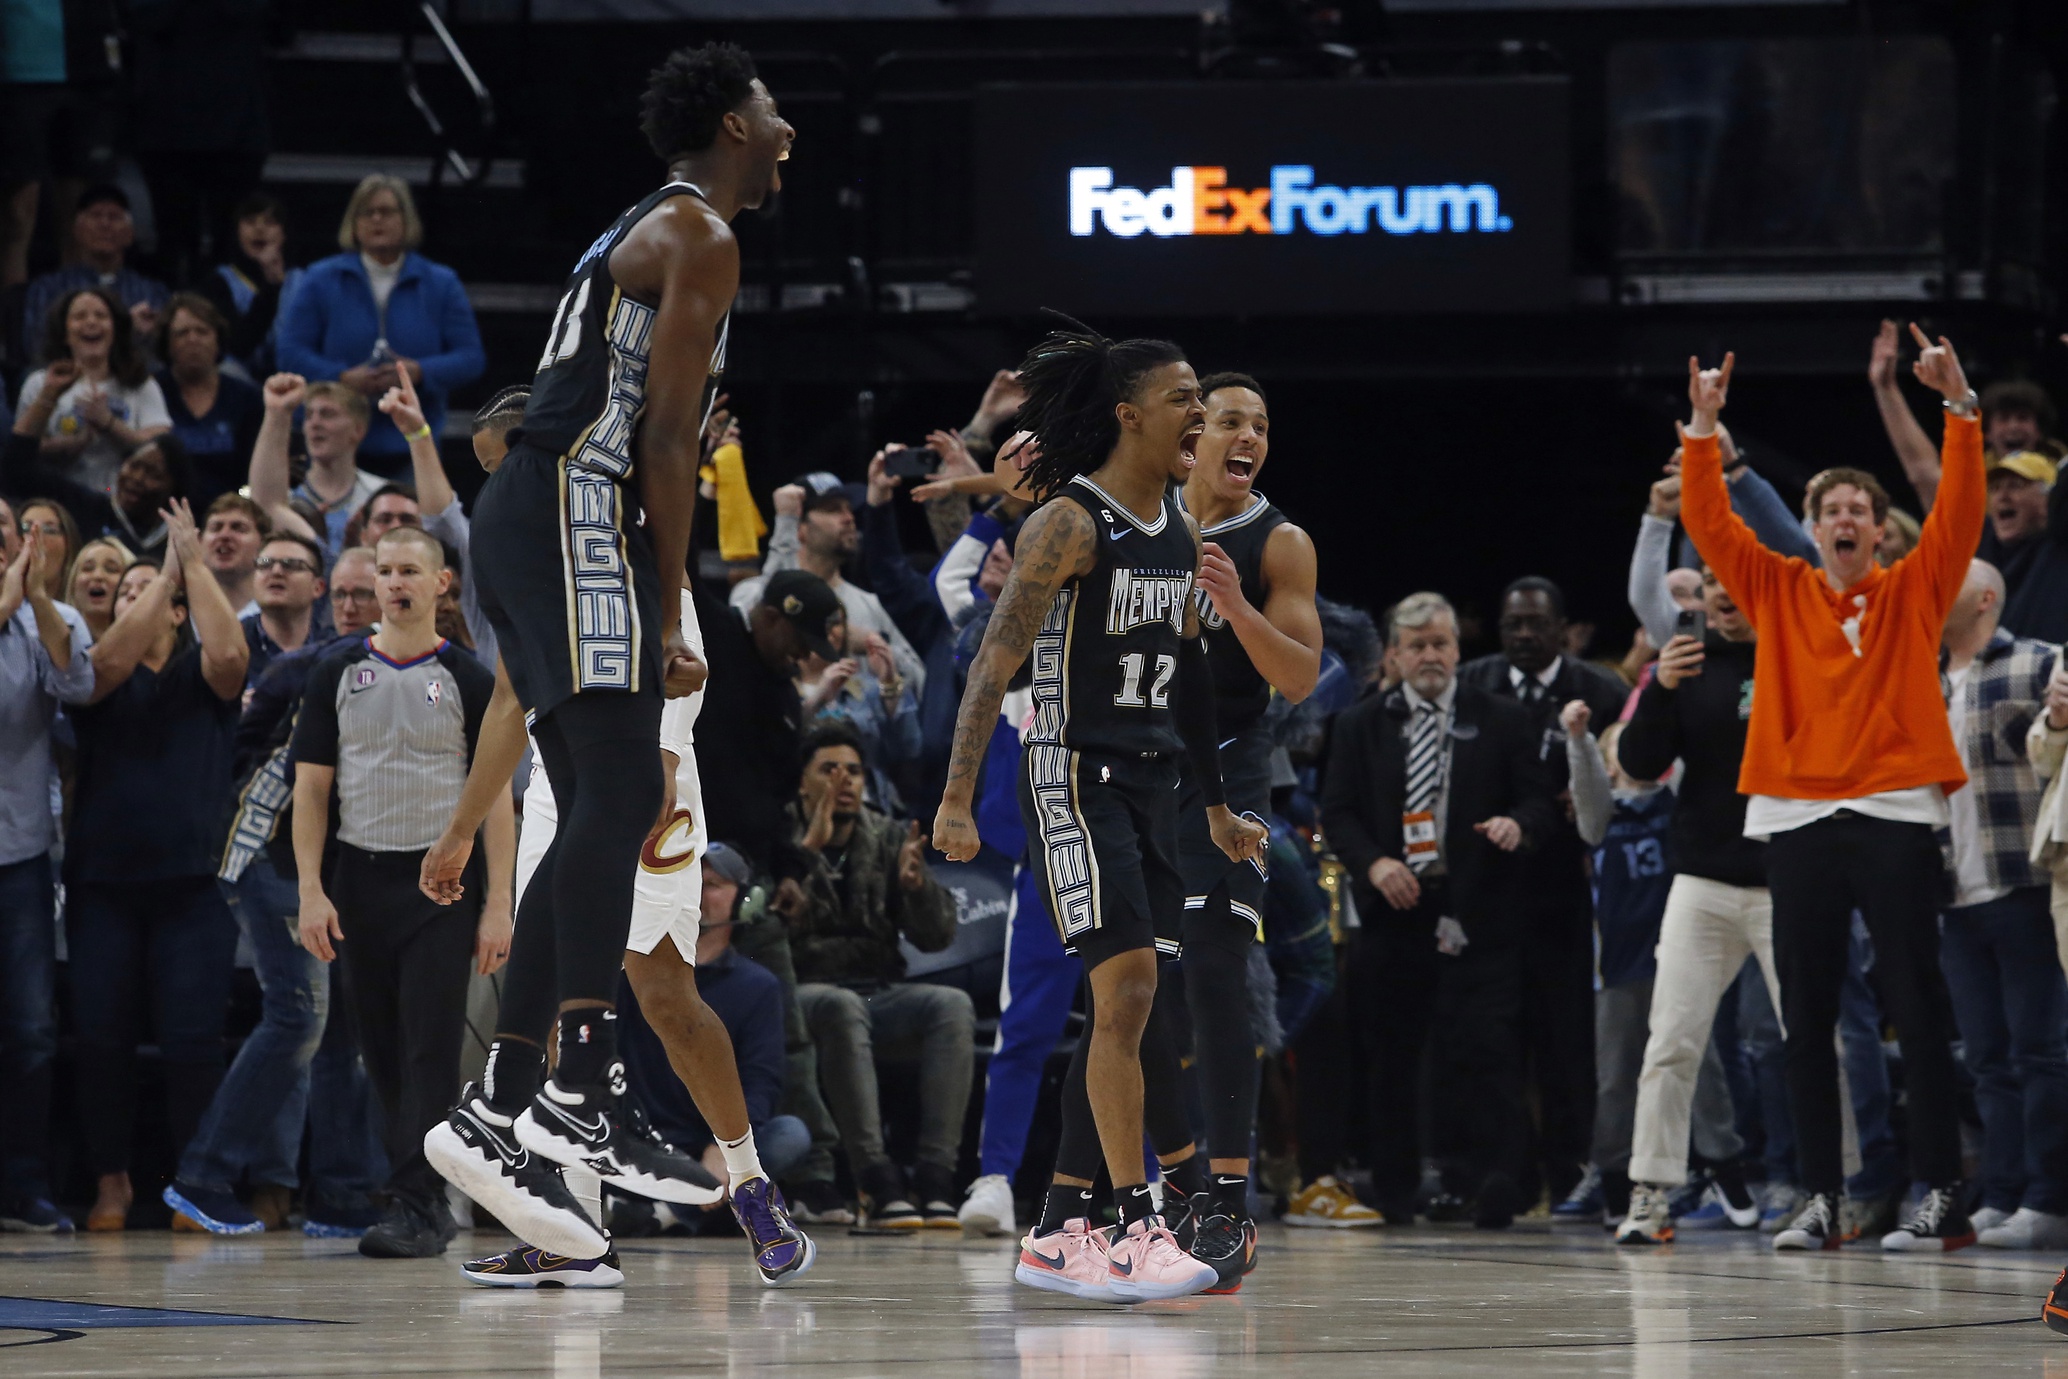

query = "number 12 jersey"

[1024,476,1197,759]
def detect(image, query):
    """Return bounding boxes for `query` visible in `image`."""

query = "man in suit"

[1458,576,1629,1205]
[1322,591,1559,1227]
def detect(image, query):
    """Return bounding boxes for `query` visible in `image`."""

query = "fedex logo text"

[1068,166,1513,239]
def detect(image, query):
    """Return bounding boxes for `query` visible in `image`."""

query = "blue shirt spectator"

[274,176,484,472]
[19,185,171,362]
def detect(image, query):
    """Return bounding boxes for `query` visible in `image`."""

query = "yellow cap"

[1988,451,2059,485]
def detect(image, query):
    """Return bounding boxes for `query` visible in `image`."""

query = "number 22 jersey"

[1024,475,1196,758]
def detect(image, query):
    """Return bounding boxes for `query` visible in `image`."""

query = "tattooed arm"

[932,497,1096,862]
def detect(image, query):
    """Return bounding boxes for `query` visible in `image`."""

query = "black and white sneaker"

[1881,1185,1977,1254]
[424,1082,608,1260]
[1773,1191,1843,1252]
[516,1073,725,1207]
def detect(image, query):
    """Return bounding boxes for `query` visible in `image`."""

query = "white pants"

[1628,874,1858,1186]
[514,734,706,961]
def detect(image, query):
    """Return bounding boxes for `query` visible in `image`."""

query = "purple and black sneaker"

[730,1176,816,1286]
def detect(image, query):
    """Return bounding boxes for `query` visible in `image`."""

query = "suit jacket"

[1458,653,1630,896]
[1321,680,1559,941]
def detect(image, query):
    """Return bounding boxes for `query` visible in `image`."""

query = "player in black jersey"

[936,322,1265,1302]
[415,45,809,1276]
[1167,373,1320,1289]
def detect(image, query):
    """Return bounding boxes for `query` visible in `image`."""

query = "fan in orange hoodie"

[1678,325,1982,1257]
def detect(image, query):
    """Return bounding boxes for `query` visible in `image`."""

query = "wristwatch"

[1944,389,1979,419]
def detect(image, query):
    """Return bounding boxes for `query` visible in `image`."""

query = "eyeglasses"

[255,556,317,574]
[333,587,380,604]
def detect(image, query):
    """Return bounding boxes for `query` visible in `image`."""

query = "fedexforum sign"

[1067,166,1515,238]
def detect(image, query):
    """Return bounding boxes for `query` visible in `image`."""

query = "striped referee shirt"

[290,637,493,853]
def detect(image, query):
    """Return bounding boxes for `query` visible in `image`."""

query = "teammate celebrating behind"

[1173,373,1320,1288]
[935,321,1264,1303]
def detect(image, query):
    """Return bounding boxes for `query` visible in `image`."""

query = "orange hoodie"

[1679,414,1982,801]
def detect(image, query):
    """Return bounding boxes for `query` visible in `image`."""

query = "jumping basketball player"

[1169,372,1320,1288]
[934,321,1265,1303]
[416,44,797,1266]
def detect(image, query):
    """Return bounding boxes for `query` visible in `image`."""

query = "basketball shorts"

[1177,724,1274,944]
[1017,744,1183,971]
[471,444,662,720]
[515,732,706,962]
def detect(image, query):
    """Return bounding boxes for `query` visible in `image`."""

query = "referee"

[292,525,513,1259]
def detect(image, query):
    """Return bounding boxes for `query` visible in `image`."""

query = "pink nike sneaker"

[1014,1219,1119,1300]
[1105,1217,1218,1301]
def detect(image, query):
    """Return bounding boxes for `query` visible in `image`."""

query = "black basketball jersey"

[517,181,730,478]
[1025,476,1196,757]
[1185,492,1289,734]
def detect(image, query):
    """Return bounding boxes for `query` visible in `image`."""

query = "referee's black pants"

[1767,812,1963,1196]
[332,844,481,1205]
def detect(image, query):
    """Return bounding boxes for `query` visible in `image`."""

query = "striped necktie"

[1405,702,1443,870]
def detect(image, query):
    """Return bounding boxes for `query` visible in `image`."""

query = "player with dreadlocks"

[935,318,1266,1302]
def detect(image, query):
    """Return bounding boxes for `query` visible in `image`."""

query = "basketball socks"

[1116,1184,1158,1231]
[482,1038,543,1114]
[1038,1184,1097,1236]
[1164,1154,1207,1200]
[1211,1174,1250,1217]
[719,1128,764,1189]
[556,1008,617,1089]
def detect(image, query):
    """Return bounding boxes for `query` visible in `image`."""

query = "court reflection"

[1015,1317,1217,1379]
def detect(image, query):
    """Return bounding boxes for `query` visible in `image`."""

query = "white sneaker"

[1614,1183,1674,1245]
[959,1173,1016,1239]
[1969,1205,2011,1234]
[1977,1207,2068,1251]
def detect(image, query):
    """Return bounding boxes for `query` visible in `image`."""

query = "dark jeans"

[1837,916,1903,1199]
[332,844,478,1204]
[1351,890,1525,1205]
[67,877,239,1175]
[1768,813,1962,1195]
[0,854,57,1200]
[1940,885,2068,1215]
[176,858,330,1193]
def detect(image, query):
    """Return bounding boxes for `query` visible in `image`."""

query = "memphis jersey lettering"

[1108,570,1192,635]
[1070,166,1512,239]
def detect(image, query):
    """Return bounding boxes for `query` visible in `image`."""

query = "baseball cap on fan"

[797,471,863,513]
[759,569,843,661]
[1987,451,2058,485]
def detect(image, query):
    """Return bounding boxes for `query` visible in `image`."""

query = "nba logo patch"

[425,680,443,707]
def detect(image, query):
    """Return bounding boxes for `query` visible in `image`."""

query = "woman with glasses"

[65,498,248,1230]
[275,175,485,476]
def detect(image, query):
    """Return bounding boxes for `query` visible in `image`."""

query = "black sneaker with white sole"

[1881,1185,1976,1253]
[424,1082,608,1260]
[516,1073,725,1207]
[1773,1191,1843,1252]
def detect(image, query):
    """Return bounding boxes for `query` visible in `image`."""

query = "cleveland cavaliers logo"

[640,807,698,874]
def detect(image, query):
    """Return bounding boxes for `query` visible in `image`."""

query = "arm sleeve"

[1566,731,1614,847]
[933,509,1003,626]
[1174,635,1225,807]
[272,275,351,381]
[1628,514,1679,648]
[760,514,799,576]
[453,653,494,765]
[1615,674,1681,784]
[289,654,347,767]
[859,500,947,650]
[411,270,487,392]
[1913,415,1987,618]
[1679,430,1782,619]
[1728,466,1820,565]
[39,604,95,704]
[131,378,172,430]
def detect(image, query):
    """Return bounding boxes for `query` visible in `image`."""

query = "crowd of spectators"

[4,139,2068,1270]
